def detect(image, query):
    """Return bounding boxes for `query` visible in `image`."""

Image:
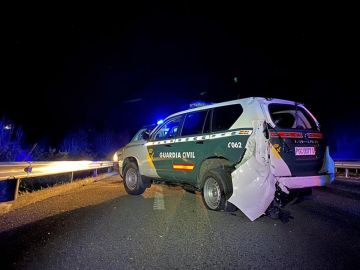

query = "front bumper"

[277,173,334,191]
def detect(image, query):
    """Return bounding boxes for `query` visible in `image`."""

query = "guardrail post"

[107,167,112,173]
[93,169,98,177]
[70,171,74,183]
[14,179,20,200]
[345,168,349,178]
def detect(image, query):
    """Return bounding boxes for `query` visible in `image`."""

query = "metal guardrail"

[0,161,113,203]
[335,161,360,178]
[0,161,113,181]
[0,160,357,203]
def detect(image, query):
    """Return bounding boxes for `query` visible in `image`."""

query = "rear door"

[266,103,325,176]
[171,104,249,185]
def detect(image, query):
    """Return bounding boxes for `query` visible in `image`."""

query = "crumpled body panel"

[229,119,334,221]
[228,120,276,221]
[228,155,276,221]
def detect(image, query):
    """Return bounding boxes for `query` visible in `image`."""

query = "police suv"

[116,97,334,213]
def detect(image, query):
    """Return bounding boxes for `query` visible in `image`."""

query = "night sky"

[3,4,360,159]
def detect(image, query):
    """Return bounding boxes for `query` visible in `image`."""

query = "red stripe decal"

[306,133,323,139]
[270,132,303,138]
[173,164,195,171]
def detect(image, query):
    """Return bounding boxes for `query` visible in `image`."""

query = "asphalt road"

[0,175,360,269]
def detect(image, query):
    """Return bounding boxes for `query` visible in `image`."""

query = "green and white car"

[115,97,334,220]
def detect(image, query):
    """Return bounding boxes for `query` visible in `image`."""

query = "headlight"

[113,152,118,162]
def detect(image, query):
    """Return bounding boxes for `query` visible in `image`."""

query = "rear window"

[268,104,317,130]
[212,104,243,132]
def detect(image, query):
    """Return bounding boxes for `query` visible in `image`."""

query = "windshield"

[131,128,147,142]
[268,103,317,130]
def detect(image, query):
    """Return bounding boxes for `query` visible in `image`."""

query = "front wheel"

[123,162,146,195]
[201,169,237,212]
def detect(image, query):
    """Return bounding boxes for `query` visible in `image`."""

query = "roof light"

[157,120,164,125]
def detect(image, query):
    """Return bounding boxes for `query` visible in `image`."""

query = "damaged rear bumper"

[277,174,334,192]
[228,120,335,221]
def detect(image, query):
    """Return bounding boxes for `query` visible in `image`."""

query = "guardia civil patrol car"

[115,97,333,212]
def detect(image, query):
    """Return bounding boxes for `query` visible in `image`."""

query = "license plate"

[295,147,315,156]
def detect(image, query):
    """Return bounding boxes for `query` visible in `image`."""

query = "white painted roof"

[165,97,298,120]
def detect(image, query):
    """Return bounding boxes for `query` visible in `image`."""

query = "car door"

[170,109,210,184]
[148,115,184,181]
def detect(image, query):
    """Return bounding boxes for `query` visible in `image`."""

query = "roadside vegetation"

[1,118,127,193]
[0,118,129,162]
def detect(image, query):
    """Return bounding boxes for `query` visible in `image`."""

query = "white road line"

[153,186,165,210]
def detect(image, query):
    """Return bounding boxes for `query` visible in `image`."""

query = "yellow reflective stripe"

[271,145,281,159]
[146,152,155,169]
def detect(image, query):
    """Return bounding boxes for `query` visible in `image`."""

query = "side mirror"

[142,131,150,140]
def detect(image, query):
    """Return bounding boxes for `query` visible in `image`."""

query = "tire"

[123,162,146,195]
[201,169,237,212]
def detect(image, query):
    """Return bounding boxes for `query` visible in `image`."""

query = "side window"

[212,104,243,132]
[181,110,208,136]
[153,116,183,140]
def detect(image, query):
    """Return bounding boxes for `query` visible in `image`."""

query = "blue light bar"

[157,120,164,125]
[189,100,214,108]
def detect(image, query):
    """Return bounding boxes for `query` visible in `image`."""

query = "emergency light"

[189,100,214,108]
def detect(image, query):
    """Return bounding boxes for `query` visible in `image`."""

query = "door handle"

[195,141,204,144]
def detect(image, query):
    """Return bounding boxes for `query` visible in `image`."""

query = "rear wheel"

[123,162,146,195]
[201,169,237,212]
